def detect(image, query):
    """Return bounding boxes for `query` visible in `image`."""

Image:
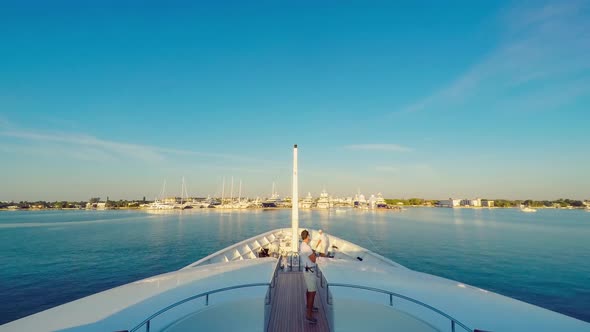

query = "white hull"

[3,228,589,332]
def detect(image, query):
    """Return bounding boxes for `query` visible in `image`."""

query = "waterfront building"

[437,198,461,208]
[460,198,481,207]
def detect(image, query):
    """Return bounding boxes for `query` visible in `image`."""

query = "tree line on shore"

[385,198,587,208]
[2,197,587,209]
[0,197,146,209]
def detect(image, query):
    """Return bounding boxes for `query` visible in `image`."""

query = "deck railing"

[317,267,473,332]
[126,259,281,332]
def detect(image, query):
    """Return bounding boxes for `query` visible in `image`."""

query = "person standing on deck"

[300,230,318,324]
[315,229,328,256]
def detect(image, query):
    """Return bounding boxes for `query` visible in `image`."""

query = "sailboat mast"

[230,176,234,205]
[292,144,299,253]
[181,177,184,205]
[238,180,242,203]
[221,177,225,206]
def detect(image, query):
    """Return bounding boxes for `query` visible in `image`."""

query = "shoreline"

[2,206,588,212]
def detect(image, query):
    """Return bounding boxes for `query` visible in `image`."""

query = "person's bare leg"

[306,292,313,318]
[306,291,316,319]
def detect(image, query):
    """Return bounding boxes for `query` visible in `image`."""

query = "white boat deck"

[268,271,330,332]
[2,228,590,332]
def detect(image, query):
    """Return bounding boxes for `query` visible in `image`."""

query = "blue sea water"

[0,208,589,325]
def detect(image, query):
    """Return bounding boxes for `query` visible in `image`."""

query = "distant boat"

[262,182,282,208]
[375,193,388,208]
[316,189,330,209]
[521,206,537,213]
[354,192,369,209]
[146,181,175,210]
[300,192,314,208]
[173,177,193,210]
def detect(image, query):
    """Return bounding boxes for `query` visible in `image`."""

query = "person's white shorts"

[304,270,317,292]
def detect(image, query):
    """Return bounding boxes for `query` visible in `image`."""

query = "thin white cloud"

[375,166,399,172]
[345,144,412,152]
[0,142,118,163]
[0,128,262,163]
[399,1,590,114]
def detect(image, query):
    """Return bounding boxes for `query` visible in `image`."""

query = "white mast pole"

[238,179,242,203]
[181,177,184,204]
[292,144,299,253]
[230,176,234,206]
[221,177,225,207]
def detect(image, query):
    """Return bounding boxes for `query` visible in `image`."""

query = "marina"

[2,1,589,330]
[1,147,589,331]
[2,209,590,331]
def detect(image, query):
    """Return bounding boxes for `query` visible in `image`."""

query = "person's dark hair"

[301,229,309,240]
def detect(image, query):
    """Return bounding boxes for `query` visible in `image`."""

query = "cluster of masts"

[142,178,395,210]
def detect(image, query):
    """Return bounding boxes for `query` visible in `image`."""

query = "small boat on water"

[2,145,589,332]
[521,206,537,213]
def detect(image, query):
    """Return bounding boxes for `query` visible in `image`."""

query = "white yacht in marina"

[353,192,368,209]
[520,206,537,213]
[146,179,192,210]
[300,192,314,209]
[261,183,283,208]
[2,145,589,332]
[375,193,388,209]
[146,200,176,210]
[316,189,331,209]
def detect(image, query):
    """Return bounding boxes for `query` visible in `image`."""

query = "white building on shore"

[438,198,461,208]
[482,199,494,207]
[438,198,483,208]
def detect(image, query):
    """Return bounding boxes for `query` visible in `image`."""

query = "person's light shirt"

[316,232,328,254]
[300,241,314,270]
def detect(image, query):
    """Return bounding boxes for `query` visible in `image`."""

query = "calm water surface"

[1,208,589,324]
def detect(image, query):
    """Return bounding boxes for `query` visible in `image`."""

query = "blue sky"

[1,1,589,201]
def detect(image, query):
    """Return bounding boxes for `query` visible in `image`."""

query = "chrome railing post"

[145,320,150,332]
[452,320,455,332]
[205,294,209,306]
[390,294,393,306]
